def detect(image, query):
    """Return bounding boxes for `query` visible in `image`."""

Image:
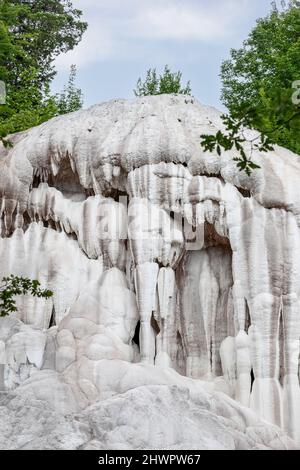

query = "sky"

[52,0,274,111]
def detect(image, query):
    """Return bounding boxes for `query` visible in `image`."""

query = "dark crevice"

[176,330,185,376]
[69,232,79,242]
[151,315,161,360]
[133,321,140,349]
[151,314,160,336]
[49,308,56,328]
[244,299,251,333]
[32,172,55,189]
[85,188,95,198]
[204,222,231,249]
[200,173,223,180]
[237,187,251,198]
[156,261,168,270]
[48,219,56,230]
[166,161,189,167]
[250,369,255,392]
[32,174,42,189]
[210,337,213,373]
[106,188,128,202]
[0,210,80,245]
[279,306,284,387]
[22,211,31,232]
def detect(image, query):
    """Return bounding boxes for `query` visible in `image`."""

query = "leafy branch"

[200,112,273,176]
[0,275,53,318]
[201,102,299,176]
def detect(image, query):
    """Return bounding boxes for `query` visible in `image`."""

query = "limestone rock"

[0,95,299,449]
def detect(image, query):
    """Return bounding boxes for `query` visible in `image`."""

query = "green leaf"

[0,275,53,318]
[133,65,192,97]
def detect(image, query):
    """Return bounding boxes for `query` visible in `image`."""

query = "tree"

[0,275,53,318]
[201,1,300,174]
[55,64,83,115]
[134,65,192,96]
[0,0,86,142]
[220,0,300,155]
[0,65,59,141]
[2,0,87,85]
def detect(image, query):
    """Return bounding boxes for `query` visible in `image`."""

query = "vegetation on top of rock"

[134,65,192,97]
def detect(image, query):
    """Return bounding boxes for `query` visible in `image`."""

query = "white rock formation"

[0,94,299,449]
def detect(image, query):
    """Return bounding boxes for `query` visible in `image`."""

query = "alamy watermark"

[0,81,6,105]
[292,80,300,105]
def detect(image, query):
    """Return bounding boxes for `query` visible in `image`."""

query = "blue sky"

[52,0,274,111]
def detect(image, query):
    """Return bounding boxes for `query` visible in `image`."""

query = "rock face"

[0,95,299,450]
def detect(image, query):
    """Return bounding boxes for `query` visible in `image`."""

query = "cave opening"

[52,157,86,202]
[204,221,231,249]
[176,218,234,379]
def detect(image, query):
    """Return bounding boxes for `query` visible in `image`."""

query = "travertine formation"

[0,95,299,449]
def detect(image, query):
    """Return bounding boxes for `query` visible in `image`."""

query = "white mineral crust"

[0,95,299,449]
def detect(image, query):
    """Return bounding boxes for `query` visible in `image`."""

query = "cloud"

[55,0,259,70]
[133,0,251,41]
[55,26,113,70]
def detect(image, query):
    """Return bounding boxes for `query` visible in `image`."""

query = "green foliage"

[201,1,300,175]
[0,66,58,137]
[201,114,274,176]
[0,0,86,140]
[220,0,300,155]
[0,275,53,318]
[134,65,192,97]
[2,0,87,85]
[55,65,83,115]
